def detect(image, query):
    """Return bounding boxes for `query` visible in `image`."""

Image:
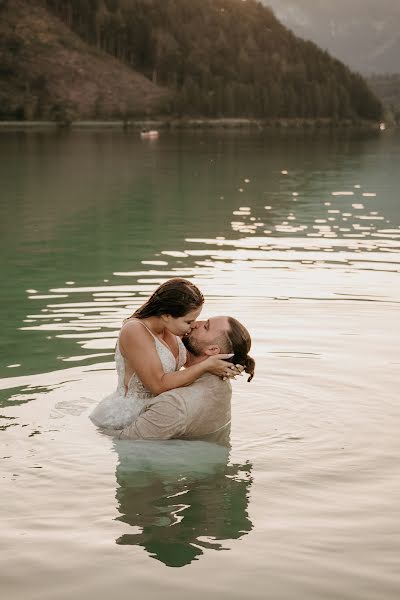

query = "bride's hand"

[204,354,243,379]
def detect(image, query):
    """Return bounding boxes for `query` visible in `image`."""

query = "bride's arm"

[119,323,232,395]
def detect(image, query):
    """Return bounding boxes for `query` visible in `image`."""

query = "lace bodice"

[89,326,187,429]
[115,332,187,401]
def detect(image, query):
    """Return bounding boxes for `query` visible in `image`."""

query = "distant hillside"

[0,0,168,120]
[0,0,383,122]
[368,74,400,123]
[265,0,400,75]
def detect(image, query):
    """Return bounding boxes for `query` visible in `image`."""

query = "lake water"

[0,128,399,599]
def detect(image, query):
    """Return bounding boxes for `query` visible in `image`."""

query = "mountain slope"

[41,0,382,121]
[0,0,383,121]
[368,74,400,122]
[0,0,168,120]
[265,0,400,74]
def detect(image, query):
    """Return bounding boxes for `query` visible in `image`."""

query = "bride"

[89,278,236,429]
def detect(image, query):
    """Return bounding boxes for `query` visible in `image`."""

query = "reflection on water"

[0,130,398,377]
[114,440,252,567]
[0,130,400,599]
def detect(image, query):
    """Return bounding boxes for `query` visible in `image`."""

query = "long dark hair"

[226,317,255,382]
[132,278,204,319]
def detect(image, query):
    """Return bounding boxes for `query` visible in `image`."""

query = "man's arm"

[118,392,187,440]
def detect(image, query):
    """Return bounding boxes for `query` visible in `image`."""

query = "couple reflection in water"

[113,438,253,567]
[89,278,255,566]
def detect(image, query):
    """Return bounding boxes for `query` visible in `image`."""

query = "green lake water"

[0,128,399,599]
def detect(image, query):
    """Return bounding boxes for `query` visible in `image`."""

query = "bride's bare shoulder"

[119,319,152,345]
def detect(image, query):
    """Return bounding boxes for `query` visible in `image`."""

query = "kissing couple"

[90,278,255,442]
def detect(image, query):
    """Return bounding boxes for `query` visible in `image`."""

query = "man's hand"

[222,363,244,381]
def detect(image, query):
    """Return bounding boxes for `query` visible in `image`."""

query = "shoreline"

[0,117,389,131]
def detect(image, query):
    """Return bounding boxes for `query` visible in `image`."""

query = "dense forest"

[0,0,383,121]
[368,74,400,124]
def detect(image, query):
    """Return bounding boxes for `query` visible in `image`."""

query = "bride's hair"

[131,278,204,320]
[225,317,255,382]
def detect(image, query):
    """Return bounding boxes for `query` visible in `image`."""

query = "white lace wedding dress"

[89,325,187,429]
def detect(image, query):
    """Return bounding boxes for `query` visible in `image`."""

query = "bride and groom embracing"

[90,278,255,441]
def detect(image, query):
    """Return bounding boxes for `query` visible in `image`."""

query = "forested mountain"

[0,0,383,121]
[368,74,400,123]
[0,0,167,120]
[265,0,400,75]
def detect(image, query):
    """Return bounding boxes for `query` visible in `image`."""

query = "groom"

[113,316,253,442]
